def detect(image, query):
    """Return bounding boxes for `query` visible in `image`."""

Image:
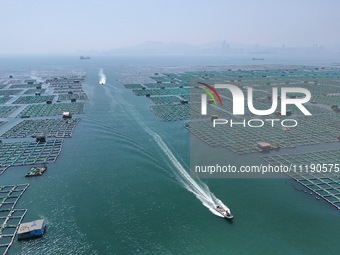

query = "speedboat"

[216,206,233,219]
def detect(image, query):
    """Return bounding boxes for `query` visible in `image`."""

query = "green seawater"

[0,56,339,255]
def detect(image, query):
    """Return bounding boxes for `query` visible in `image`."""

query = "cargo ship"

[80,55,91,60]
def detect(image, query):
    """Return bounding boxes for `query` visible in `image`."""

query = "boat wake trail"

[107,86,231,218]
[138,120,230,218]
[99,68,106,85]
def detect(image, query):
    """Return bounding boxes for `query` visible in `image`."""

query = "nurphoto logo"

[199,82,312,128]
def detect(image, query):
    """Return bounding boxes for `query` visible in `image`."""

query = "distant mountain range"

[78,41,340,56]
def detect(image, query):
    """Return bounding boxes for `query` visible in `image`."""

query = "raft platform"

[0,184,29,255]
[262,149,340,210]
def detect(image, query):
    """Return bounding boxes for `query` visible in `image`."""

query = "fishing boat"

[216,206,234,219]
[25,166,47,177]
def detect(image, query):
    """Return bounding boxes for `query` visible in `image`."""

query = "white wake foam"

[105,84,231,217]
[99,68,106,85]
[139,121,230,217]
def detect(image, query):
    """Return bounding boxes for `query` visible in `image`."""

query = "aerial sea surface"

[0,55,339,255]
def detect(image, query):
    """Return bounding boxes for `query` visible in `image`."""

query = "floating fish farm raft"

[124,66,340,210]
[13,95,55,104]
[58,92,88,101]
[124,67,340,152]
[0,90,22,96]
[0,97,11,104]
[0,184,29,255]
[0,106,20,118]
[1,118,80,139]
[17,102,84,117]
[0,71,88,253]
[262,149,340,210]
[23,89,46,94]
[0,139,63,174]
[0,72,87,175]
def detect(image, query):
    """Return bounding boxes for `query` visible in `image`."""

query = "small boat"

[216,206,233,219]
[25,166,47,177]
[80,55,91,60]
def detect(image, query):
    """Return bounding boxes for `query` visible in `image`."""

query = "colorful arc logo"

[198,82,223,105]
[198,82,223,115]
[200,83,312,116]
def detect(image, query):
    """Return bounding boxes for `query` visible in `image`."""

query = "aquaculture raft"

[58,93,88,101]
[0,140,63,174]
[24,89,46,95]
[12,95,55,104]
[0,90,22,96]
[17,102,84,117]
[10,84,39,89]
[262,149,340,210]
[0,106,20,118]
[0,184,29,255]
[0,97,11,104]
[124,67,340,154]
[1,118,81,139]
[0,209,27,255]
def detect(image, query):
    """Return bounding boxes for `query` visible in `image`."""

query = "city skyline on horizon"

[1,0,340,54]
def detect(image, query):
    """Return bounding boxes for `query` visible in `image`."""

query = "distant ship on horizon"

[80,55,91,60]
[252,57,264,60]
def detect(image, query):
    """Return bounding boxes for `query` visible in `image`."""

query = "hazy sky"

[1,0,340,54]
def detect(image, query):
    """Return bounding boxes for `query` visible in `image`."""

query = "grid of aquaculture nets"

[58,93,88,101]
[150,104,190,121]
[0,74,87,253]
[142,82,181,89]
[0,74,86,173]
[52,85,83,90]
[124,67,340,154]
[0,97,11,104]
[10,84,40,89]
[122,80,193,121]
[124,84,144,89]
[12,95,55,104]
[0,184,29,254]
[17,102,84,117]
[53,89,84,94]
[262,149,340,210]
[0,184,29,211]
[24,89,46,94]
[47,78,85,94]
[1,118,81,138]
[187,119,322,154]
[0,139,63,171]
[0,106,20,118]
[0,90,22,96]
[133,88,190,96]
[0,209,27,255]
[149,96,181,104]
